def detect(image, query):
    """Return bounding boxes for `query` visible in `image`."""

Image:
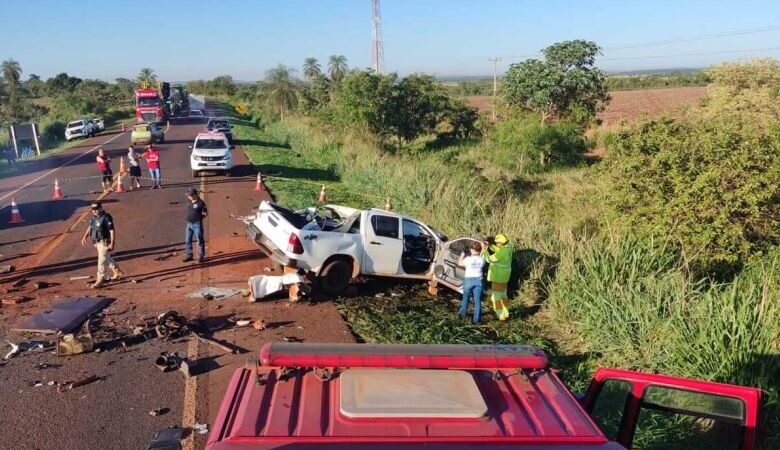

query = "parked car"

[247,201,480,295]
[64,119,96,141]
[91,118,105,132]
[130,122,165,146]
[205,117,234,143]
[189,131,233,177]
[206,342,762,450]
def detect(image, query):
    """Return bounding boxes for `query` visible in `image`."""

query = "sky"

[0,0,779,81]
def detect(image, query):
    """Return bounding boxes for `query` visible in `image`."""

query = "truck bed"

[206,343,623,450]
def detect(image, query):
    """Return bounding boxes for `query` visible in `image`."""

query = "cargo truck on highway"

[247,201,481,295]
[205,342,761,450]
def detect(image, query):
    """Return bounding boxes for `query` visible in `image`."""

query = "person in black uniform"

[80,201,124,288]
[183,187,207,263]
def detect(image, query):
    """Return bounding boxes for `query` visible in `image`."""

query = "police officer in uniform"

[183,187,207,263]
[81,201,124,288]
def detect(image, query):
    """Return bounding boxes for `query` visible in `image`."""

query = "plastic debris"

[69,275,91,281]
[193,423,209,435]
[235,319,251,327]
[149,407,170,417]
[0,265,15,274]
[4,342,19,360]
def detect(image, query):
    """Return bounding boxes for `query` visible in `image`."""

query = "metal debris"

[155,352,183,372]
[149,407,170,417]
[14,297,113,334]
[193,423,209,435]
[185,287,240,301]
[155,311,190,340]
[0,265,15,274]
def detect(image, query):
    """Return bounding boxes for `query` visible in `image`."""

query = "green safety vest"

[482,244,512,283]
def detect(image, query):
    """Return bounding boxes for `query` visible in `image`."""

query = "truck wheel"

[318,259,352,295]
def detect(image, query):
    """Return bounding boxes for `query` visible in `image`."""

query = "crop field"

[464,86,708,127]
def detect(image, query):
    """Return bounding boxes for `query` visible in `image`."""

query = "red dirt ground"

[464,86,708,127]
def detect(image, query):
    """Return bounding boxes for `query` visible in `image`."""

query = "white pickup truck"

[246,201,480,295]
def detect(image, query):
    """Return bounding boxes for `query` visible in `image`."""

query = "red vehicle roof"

[206,343,622,450]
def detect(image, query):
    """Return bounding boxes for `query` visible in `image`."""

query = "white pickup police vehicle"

[189,131,233,177]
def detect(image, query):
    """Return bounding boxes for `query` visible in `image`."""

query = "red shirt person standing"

[143,145,162,189]
[96,148,114,193]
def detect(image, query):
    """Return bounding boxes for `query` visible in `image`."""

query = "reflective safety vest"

[482,244,512,283]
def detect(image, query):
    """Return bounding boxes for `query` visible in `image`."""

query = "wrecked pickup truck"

[206,343,762,450]
[246,201,478,295]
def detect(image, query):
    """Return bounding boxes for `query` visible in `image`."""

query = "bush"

[485,116,587,175]
[603,115,780,277]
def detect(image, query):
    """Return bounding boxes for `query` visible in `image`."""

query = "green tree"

[206,75,237,96]
[138,67,157,83]
[334,70,396,138]
[300,74,331,114]
[115,77,137,100]
[262,65,299,120]
[502,40,610,124]
[24,74,45,97]
[1,58,22,85]
[328,55,348,85]
[45,73,82,96]
[303,57,322,81]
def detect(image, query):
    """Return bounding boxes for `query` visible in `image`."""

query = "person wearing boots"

[80,201,124,288]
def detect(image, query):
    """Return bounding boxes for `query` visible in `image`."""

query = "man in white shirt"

[457,241,486,324]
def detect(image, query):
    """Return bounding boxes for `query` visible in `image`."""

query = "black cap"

[187,187,199,197]
[90,201,102,210]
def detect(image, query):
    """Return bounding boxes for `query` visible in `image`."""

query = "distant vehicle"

[91,118,105,132]
[135,82,169,124]
[188,109,204,120]
[247,201,479,295]
[130,122,165,146]
[64,119,96,141]
[205,117,234,143]
[189,132,233,177]
[207,342,762,450]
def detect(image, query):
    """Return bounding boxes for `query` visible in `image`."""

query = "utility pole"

[489,57,501,121]
[371,0,384,74]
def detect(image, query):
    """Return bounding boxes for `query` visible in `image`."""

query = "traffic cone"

[52,178,63,199]
[119,156,127,175]
[9,198,24,224]
[318,185,327,204]
[385,196,393,211]
[115,173,125,193]
[254,172,265,191]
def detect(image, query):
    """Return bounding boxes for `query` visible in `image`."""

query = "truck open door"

[581,368,762,450]
[432,237,483,293]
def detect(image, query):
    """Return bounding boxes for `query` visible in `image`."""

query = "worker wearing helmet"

[482,233,512,321]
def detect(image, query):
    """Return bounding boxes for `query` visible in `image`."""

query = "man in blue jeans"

[457,241,486,324]
[183,187,207,263]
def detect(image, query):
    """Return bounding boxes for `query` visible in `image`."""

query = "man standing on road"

[96,148,114,193]
[80,201,124,289]
[143,144,162,189]
[183,187,207,263]
[127,145,143,190]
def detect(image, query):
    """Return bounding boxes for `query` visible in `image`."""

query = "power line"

[600,46,780,61]
[603,25,780,51]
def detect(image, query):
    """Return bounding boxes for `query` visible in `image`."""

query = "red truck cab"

[206,343,761,450]
[135,88,167,124]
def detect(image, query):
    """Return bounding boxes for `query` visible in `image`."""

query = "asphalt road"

[0,104,355,450]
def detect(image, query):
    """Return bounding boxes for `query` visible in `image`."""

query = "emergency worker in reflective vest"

[80,201,124,288]
[482,233,512,321]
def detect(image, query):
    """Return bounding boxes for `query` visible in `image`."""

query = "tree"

[24,74,45,97]
[327,55,348,85]
[300,74,331,114]
[502,40,610,124]
[45,72,82,96]
[1,58,22,85]
[115,77,137,100]
[262,65,299,120]
[303,57,322,81]
[206,75,237,96]
[138,67,157,83]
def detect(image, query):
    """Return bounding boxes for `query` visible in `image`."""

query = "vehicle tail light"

[287,234,304,254]
[259,343,549,369]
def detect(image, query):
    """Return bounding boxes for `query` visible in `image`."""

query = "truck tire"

[318,258,352,295]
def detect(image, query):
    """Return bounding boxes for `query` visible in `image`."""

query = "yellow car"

[130,122,165,146]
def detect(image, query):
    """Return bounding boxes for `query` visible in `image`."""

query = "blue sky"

[1,0,779,81]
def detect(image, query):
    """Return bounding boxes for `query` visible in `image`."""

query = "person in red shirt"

[95,148,114,193]
[142,145,162,189]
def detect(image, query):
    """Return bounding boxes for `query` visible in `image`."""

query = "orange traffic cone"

[384,196,393,211]
[254,172,265,191]
[52,178,63,199]
[318,185,327,204]
[119,156,127,175]
[9,198,24,224]
[115,173,125,193]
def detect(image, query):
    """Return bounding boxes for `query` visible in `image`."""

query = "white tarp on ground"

[248,274,303,301]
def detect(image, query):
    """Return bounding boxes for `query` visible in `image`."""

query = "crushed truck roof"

[206,343,622,450]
